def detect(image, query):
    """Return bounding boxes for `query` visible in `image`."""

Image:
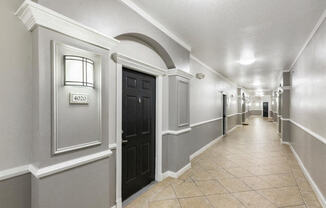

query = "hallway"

[125,117,321,208]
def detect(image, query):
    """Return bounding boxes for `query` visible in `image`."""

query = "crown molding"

[288,9,326,72]
[112,53,167,76]
[166,68,193,80]
[119,0,191,51]
[15,0,119,50]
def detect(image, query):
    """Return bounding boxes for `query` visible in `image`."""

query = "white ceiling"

[127,0,326,90]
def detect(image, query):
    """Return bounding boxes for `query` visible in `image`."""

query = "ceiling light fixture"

[238,51,256,65]
[239,57,256,65]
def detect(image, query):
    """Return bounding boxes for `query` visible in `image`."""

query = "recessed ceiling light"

[239,57,256,65]
[238,51,256,65]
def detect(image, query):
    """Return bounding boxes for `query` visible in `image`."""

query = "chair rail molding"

[0,150,112,181]
[15,0,119,50]
[190,117,222,128]
[162,128,192,136]
[0,165,30,181]
[29,150,112,179]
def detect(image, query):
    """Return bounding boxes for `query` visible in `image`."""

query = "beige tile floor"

[125,116,322,208]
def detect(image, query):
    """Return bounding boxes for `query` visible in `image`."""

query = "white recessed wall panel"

[52,42,102,154]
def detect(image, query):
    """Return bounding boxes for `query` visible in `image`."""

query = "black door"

[122,68,156,200]
[222,94,226,135]
[263,102,268,117]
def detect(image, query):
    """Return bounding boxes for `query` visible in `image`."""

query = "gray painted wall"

[0,174,31,208]
[0,0,32,171]
[32,158,110,208]
[290,18,326,200]
[163,119,223,172]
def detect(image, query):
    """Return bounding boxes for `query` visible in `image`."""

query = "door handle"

[122,140,128,144]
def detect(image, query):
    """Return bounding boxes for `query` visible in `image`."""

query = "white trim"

[113,53,164,207]
[112,53,166,76]
[109,143,117,150]
[227,125,241,134]
[118,0,191,51]
[162,128,192,136]
[281,117,290,121]
[283,86,291,90]
[190,117,222,128]
[162,163,191,180]
[51,41,103,155]
[0,165,30,181]
[290,119,326,145]
[189,135,223,161]
[287,10,326,72]
[29,150,112,179]
[15,0,119,50]
[190,55,238,87]
[286,144,326,208]
[227,113,241,118]
[166,68,193,80]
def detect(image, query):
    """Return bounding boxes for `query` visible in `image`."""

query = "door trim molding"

[113,53,166,208]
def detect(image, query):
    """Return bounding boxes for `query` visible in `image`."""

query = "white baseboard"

[115,197,122,208]
[162,163,191,180]
[189,135,223,161]
[227,125,241,134]
[285,143,326,208]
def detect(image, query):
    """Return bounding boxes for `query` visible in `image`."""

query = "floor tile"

[258,187,304,207]
[195,180,228,195]
[173,182,203,198]
[218,178,252,193]
[124,117,322,208]
[207,194,245,208]
[241,176,274,190]
[233,191,276,208]
[179,196,212,208]
[148,199,181,208]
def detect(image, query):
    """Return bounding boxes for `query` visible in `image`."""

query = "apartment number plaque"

[69,93,89,104]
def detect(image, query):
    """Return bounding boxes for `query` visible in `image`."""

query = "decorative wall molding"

[176,78,190,127]
[118,0,191,51]
[190,55,238,87]
[0,165,30,181]
[109,143,117,150]
[290,119,326,145]
[189,135,223,161]
[112,53,166,76]
[190,117,222,128]
[162,163,191,180]
[0,150,112,181]
[166,68,193,80]
[51,41,103,155]
[287,9,326,72]
[287,144,326,207]
[15,0,119,50]
[30,150,112,179]
[227,113,241,118]
[162,128,192,136]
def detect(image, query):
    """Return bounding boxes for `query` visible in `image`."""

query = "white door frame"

[112,53,166,208]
